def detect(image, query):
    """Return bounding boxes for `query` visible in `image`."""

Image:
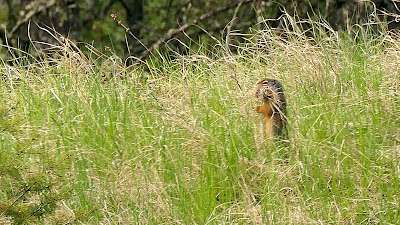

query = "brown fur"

[255,78,287,139]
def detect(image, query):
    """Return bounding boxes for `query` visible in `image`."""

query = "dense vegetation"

[1,13,400,223]
[2,0,400,60]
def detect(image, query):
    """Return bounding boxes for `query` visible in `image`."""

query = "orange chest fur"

[257,102,274,138]
[257,102,273,118]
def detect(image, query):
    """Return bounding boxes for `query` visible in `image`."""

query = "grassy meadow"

[1,18,400,224]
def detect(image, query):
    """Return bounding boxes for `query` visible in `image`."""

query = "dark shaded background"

[1,0,400,60]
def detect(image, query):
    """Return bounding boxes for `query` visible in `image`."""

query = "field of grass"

[1,18,400,224]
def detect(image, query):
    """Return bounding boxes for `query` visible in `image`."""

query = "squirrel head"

[255,78,283,102]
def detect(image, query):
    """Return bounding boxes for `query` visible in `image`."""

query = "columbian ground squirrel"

[255,78,287,139]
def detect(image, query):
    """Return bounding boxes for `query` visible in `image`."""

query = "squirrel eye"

[262,80,269,85]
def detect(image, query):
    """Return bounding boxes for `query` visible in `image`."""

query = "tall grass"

[1,15,400,224]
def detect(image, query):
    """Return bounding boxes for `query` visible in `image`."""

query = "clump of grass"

[1,13,400,224]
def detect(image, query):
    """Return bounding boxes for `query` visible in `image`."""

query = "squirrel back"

[255,78,287,139]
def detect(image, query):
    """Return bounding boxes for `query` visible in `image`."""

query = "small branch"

[8,0,57,39]
[137,0,259,61]
[226,0,244,50]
